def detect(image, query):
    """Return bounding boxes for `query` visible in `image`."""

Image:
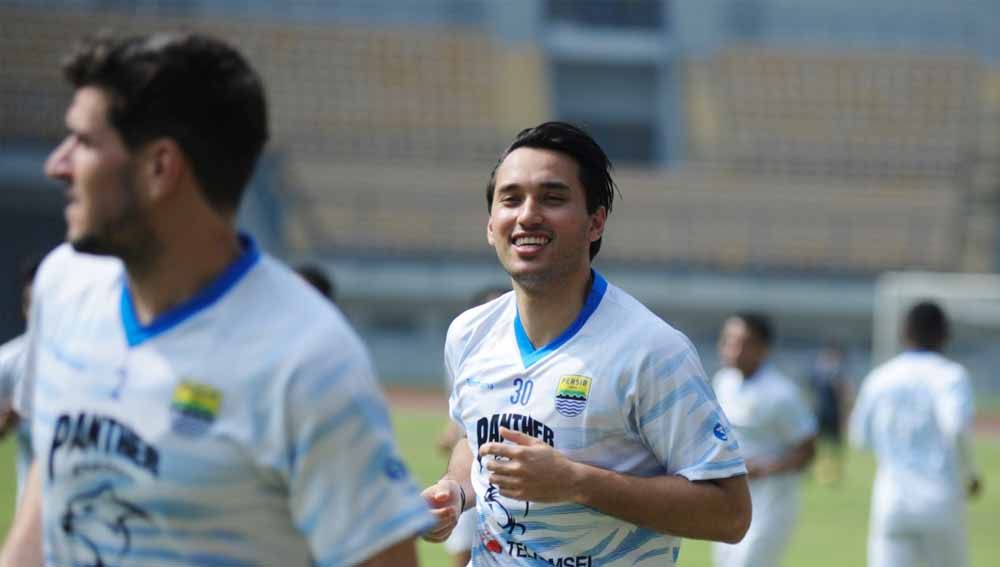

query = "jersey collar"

[120,233,261,347]
[514,269,608,368]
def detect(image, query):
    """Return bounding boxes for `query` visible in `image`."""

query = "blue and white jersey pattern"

[16,239,433,567]
[0,334,33,504]
[447,272,746,567]
[849,351,975,529]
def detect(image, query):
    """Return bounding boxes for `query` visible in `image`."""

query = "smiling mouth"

[512,235,551,247]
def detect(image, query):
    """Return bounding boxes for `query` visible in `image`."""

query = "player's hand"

[479,427,580,503]
[0,404,19,439]
[420,478,463,543]
[968,476,982,499]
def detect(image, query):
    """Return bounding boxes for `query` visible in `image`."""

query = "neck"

[739,362,763,380]
[125,219,242,325]
[515,268,593,348]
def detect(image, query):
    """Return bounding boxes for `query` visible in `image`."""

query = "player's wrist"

[563,460,592,505]
[441,477,467,512]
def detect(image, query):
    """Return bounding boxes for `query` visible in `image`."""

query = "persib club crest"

[171,380,221,436]
[554,375,591,417]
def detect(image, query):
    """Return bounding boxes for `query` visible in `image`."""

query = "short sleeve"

[847,374,875,451]
[633,337,746,481]
[445,321,464,427]
[937,367,975,440]
[13,277,44,421]
[271,338,433,566]
[774,384,818,445]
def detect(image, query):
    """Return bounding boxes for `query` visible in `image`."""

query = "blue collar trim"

[121,234,260,347]
[514,270,608,368]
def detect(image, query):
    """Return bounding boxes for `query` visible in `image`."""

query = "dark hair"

[296,264,335,302]
[63,32,269,212]
[735,312,774,347]
[469,285,509,308]
[486,121,617,260]
[904,301,949,351]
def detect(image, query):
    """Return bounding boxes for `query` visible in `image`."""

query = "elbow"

[719,480,752,544]
[720,506,751,544]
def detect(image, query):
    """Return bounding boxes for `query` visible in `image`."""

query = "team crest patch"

[554,375,591,417]
[170,380,221,436]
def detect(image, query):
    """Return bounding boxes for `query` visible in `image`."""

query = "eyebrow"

[496,180,572,193]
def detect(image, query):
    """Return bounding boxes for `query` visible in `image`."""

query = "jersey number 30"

[510,378,534,406]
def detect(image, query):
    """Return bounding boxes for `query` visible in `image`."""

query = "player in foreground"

[849,301,981,567]
[0,32,431,567]
[0,256,41,505]
[711,313,817,567]
[422,122,751,566]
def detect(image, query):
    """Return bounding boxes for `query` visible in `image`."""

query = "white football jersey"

[712,365,817,468]
[447,272,746,567]
[16,239,433,567]
[849,350,975,530]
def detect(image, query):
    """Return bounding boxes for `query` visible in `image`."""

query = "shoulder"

[762,366,802,393]
[34,244,122,301]
[600,282,697,360]
[233,255,369,371]
[0,335,26,359]
[712,367,740,389]
[0,334,27,368]
[446,291,514,356]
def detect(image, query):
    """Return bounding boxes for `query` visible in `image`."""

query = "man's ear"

[588,206,607,243]
[139,138,184,203]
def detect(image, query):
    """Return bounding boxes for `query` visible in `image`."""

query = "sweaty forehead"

[495,147,582,190]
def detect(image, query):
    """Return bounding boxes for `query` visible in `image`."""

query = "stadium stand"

[0,6,996,275]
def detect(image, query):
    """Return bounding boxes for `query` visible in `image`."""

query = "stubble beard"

[502,243,588,294]
[70,167,160,273]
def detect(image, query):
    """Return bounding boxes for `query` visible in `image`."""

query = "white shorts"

[869,520,967,567]
[443,508,476,554]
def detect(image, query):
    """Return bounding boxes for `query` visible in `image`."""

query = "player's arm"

[422,436,475,543]
[0,460,43,567]
[746,436,817,479]
[847,376,875,451]
[482,428,751,543]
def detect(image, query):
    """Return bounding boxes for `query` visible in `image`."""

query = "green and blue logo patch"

[554,375,591,417]
[170,380,221,436]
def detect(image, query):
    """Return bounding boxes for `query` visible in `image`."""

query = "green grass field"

[1,410,998,566]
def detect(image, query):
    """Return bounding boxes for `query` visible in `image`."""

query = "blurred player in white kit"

[850,300,981,567]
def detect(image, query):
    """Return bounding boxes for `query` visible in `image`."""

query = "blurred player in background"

[436,285,510,567]
[422,121,750,566]
[849,301,981,567]
[0,32,431,567]
[295,263,336,302]
[712,313,817,567]
[807,340,852,485]
[0,255,41,504]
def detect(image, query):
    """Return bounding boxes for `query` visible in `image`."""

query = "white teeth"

[514,236,548,246]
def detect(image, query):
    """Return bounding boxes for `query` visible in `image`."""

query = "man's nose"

[44,137,75,181]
